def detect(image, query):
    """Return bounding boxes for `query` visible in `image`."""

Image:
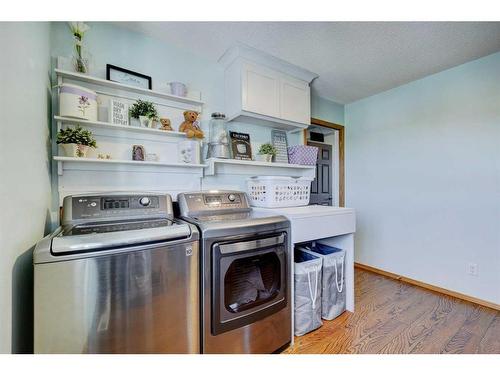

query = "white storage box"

[246,176,313,208]
[59,83,98,121]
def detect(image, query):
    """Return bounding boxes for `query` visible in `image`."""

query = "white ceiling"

[116,22,500,104]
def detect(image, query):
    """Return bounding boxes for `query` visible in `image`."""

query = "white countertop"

[254,205,356,244]
[253,205,355,218]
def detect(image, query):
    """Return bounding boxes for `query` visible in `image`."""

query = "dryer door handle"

[218,233,285,254]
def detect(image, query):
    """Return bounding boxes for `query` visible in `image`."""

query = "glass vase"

[72,35,92,74]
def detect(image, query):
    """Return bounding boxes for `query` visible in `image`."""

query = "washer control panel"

[63,193,172,225]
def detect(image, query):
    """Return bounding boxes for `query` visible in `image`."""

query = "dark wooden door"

[308,141,333,206]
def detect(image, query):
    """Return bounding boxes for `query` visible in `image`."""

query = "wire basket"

[246,176,313,208]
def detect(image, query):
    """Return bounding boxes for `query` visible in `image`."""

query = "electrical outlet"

[467,263,478,276]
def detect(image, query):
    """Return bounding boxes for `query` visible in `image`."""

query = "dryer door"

[211,232,288,335]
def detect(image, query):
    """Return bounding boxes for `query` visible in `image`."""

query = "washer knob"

[228,194,237,202]
[139,197,151,207]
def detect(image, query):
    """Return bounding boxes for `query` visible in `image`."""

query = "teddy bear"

[159,118,173,131]
[179,111,204,139]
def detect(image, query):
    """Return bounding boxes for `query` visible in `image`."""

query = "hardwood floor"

[284,268,500,354]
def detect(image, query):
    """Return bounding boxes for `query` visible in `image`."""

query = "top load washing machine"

[177,190,292,353]
[34,192,200,354]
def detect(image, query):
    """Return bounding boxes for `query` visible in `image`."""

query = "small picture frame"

[109,99,129,126]
[106,64,152,90]
[132,145,145,161]
[230,131,252,160]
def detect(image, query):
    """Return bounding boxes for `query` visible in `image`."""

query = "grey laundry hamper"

[302,243,346,320]
[294,249,323,336]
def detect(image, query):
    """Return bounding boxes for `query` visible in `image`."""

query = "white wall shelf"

[55,116,187,138]
[55,69,204,107]
[204,158,315,176]
[54,156,206,176]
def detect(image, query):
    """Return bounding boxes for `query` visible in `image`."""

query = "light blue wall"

[345,52,500,304]
[0,22,52,353]
[311,94,344,124]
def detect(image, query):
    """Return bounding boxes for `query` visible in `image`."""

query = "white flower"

[69,22,90,38]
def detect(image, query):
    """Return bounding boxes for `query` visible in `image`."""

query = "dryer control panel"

[178,191,250,217]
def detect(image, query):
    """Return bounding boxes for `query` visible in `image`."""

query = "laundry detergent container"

[59,83,98,121]
[294,248,323,336]
[301,243,346,320]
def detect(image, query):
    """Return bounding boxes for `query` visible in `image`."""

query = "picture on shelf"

[132,145,145,161]
[229,131,252,160]
[106,64,152,89]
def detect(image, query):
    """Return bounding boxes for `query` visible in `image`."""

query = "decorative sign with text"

[109,99,129,126]
[272,129,289,164]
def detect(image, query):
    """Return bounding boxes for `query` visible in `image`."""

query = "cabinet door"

[280,76,310,124]
[242,63,280,118]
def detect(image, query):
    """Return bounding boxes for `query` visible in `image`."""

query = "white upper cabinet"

[242,62,280,118]
[219,44,318,131]
[280,75,311,124]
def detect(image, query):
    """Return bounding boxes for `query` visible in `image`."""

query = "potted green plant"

[57,126,97,157]
[129,100,159,128]
[257,143,277,162]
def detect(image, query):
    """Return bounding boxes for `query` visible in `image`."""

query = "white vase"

[62,143,89,158]
[139,116,153,128]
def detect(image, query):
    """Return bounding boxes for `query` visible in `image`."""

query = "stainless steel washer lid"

[33,219,196,264]
[52,220,192,254]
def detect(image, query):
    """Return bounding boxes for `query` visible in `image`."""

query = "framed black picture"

[230,131,252,160]
[106,64,152,89]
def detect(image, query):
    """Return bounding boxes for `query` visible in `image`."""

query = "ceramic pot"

[130,117,141,127]
[139,116,153,128]
[257,154,273,162]
[62,143,89,158]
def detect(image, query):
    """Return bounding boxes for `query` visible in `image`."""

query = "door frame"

[303,118,345,207]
